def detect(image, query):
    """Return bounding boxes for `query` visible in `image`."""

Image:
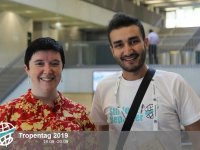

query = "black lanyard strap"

[116,68,156,150]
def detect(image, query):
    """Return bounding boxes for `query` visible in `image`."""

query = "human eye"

[34,61,44,66]
[50,60,61,67]
[113,42,124,49]
[128,38,140,46]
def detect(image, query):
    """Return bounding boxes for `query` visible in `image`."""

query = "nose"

[43,64,52,74]
[123,42,133,55]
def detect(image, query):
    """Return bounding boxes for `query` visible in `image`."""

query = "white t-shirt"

[91,70,200,149]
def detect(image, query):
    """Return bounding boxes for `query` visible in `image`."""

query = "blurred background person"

[148,29,159,64]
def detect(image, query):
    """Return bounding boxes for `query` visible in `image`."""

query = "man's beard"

[115,50,146,73]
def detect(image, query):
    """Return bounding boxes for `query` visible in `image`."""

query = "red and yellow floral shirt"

[0,89,96,131]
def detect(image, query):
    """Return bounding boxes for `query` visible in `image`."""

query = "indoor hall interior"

[0,0,200,111]
[0,1,200,149]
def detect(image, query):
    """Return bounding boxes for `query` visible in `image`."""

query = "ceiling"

[0,0,199,28]
[139,0,200,12]
[0,0,101,29]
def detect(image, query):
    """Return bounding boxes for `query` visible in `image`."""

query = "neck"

[122,65,148,80]
[31,90,58,107]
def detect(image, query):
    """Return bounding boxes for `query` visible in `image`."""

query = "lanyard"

[114,72,158,131]
[114,73,122,106]
[152,82,158,131]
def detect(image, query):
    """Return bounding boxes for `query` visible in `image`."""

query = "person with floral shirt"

[0,37,95,132]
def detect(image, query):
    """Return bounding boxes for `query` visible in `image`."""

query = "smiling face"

[110,25,148,79]
[24,50,63,97]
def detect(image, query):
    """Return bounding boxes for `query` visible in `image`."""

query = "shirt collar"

[25,89,62,106]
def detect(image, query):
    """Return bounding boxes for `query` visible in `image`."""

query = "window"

[166,7,200,28]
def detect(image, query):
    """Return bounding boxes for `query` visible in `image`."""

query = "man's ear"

[144,38,149,49]
[110,45,114,56]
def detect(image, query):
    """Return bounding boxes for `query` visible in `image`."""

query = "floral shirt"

[0,89,96,131]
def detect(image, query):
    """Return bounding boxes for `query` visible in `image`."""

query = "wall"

[33,21,58,40]
[0,11,32,67]
[58,26,83,65]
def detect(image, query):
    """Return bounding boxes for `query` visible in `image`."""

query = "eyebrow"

[33,60,43,63]
[112,40,123,45]
[128,36,139,41]
[51,59,61,62]
[33,59,61,63]
[112,36,139,45]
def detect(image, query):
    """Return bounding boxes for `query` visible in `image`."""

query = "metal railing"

[0,51,27,103]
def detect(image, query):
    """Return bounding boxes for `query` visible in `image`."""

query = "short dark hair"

[107,12,145,45]
[24,37,65,69]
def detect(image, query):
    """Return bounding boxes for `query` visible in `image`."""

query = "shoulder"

[0,95,26,109]
[0,95,26,122]
[59,93,87,113]
[153,69,188,90]
[154,69,183,81]
[96,71,121,91]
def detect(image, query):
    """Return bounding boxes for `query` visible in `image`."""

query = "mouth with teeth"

[121,53,139,62]
[39,76,55,82]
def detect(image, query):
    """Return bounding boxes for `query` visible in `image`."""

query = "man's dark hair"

[107,12,145,46]
[24,37,65,69]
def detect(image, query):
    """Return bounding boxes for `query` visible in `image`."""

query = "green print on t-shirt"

[109,107,144,124]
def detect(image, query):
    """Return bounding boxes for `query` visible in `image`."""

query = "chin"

[42,87,55,93]
[123,64,143,72]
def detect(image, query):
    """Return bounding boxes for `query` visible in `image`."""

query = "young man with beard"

[90,13,200,149]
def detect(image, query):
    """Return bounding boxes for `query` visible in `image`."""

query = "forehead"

[110,25,142,42]
[30,50,61,61]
